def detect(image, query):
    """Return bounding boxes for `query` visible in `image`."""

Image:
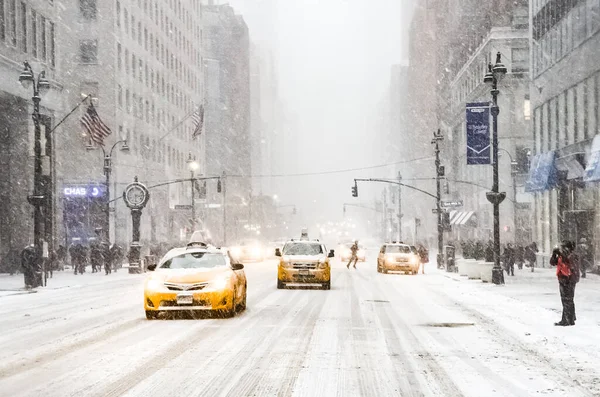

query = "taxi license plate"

[299,269,310,275]
[177,294,193,305]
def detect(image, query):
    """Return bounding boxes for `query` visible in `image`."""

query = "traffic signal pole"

[432,130,444,270]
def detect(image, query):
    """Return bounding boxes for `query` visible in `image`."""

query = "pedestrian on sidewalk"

[503,244,515,276]
[576,237,591,279]
[515,244,524,270]
[525,242,538,272]
[551,242,580,326]
[347,241,359,269]
[57,245,66,271]
[417,244,428,274]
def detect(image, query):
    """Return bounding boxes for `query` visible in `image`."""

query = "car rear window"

[385,245,411,254]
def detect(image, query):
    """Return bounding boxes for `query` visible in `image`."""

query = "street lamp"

[19,61,50,287]
[187,153,200,231]
[87,139,129,243]
[484,52,507,285]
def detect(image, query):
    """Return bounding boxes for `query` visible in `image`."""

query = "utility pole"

[432,130,444,270]
[222,171,227,245]
[397,171,402,242]
[382,188,388,242]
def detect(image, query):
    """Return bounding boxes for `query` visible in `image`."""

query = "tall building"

[202,3,251,243]
[0,0,62,267]
[55,0,205,248]
[0,0,206,268]
[405,0,532,246]
[528,0,600,262]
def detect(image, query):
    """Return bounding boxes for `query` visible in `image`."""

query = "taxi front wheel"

[145,310,158,320]
[277,279,284,289]
[322,281,330,290]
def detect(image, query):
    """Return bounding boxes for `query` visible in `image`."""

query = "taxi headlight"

[318,259,328,269]
[410,256,419,264]
[146,279,164,291]
[210,276,231,290]
[281,260,294,268]
[385,254,395,263]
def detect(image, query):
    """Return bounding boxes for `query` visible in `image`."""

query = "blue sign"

[466,102,491,165]
[63,185,106,198]
[526,151,557,192]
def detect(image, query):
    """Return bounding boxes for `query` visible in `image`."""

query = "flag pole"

[49,95,92,135]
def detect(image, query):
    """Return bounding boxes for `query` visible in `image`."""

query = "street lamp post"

[484,52,507,285]
[187,154,200,232]
[19,61,50,287]
[432,130,444,269]
[86,139,130,243]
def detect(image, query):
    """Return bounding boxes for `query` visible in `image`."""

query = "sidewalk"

[0,267,140,297]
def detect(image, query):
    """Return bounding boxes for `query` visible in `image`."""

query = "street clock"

[123,178,150,209]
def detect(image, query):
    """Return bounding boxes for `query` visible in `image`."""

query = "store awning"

[584,135,600,182]
[449,210,476,226]
[525,151,557,192]
[556,140,588,180]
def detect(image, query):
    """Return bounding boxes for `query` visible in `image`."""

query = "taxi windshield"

[160,252,226,269]
[283,243,323,256]
[386,245,411,254]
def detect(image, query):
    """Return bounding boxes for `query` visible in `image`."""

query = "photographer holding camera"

[550,241,580,326]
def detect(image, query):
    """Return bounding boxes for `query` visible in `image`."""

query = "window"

[132,93,137,117]
[40,15,46,60]
[125,89,130,113]
[131,16,135,38]
[138,59,142,82]
[0,0,5,42]
[49,21,55,67]
[123,8,128,32]
[79,39,98,63]
[117,43,121,70]
[116,1,120,27]
[30,9,36,57]
[8,0,16,45]
[80,0,97,20]
[18,1,25,52]
[117,84,123,108]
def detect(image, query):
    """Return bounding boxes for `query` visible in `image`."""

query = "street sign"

[174,204,193,210]
[441,200,463,209]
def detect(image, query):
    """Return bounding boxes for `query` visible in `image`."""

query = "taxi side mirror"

[275,248,282,257]
[328,250,335,258]
[147,263,157,271]
[231,263,244,271]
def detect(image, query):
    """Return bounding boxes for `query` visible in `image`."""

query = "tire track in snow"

[422,279,598,397]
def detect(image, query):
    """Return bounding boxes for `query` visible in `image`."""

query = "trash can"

[445,245,456,272]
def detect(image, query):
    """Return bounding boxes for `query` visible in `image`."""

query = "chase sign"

[63,185,106,198]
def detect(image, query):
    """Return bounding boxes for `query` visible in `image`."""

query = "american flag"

[191,104,204,139]
[81,103,112,146]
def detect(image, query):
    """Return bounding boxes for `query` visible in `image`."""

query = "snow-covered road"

[1,260,598,397]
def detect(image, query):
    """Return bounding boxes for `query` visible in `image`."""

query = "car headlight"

[318,260,328,269]
[146,279,164,291]
[210,275,231,290]
[410,255,419,264]
[280,260,293,268]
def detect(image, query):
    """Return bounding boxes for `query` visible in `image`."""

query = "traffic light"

[351,183,358,197]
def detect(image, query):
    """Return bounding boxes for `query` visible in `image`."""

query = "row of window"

[116,43,199,114]
[0,0,56,67]
[117,124,194,171]
[534,70,600,153]
[532,0,600,76]
[116,83,197,142]
[116,0,202,67]
[532,0,585,40]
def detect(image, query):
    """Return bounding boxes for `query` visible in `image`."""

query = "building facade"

[0,0,63,269]
[529,0,600,264]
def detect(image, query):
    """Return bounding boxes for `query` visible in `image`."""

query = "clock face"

[126,186,146,206]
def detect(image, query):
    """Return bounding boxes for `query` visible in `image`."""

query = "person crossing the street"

[347,241,359,269]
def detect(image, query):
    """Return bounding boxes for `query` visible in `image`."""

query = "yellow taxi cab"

[144,243,247,319]
[276,239,334,290]
[376,242,421,274]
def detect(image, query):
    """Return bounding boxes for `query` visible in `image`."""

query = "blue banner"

[466,102,491,165]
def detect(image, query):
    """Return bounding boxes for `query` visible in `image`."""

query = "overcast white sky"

[226,0,413,232]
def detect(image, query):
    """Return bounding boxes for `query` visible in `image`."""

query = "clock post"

[123,176,150,274]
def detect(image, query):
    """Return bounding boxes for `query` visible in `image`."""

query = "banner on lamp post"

[466,102,491,165]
